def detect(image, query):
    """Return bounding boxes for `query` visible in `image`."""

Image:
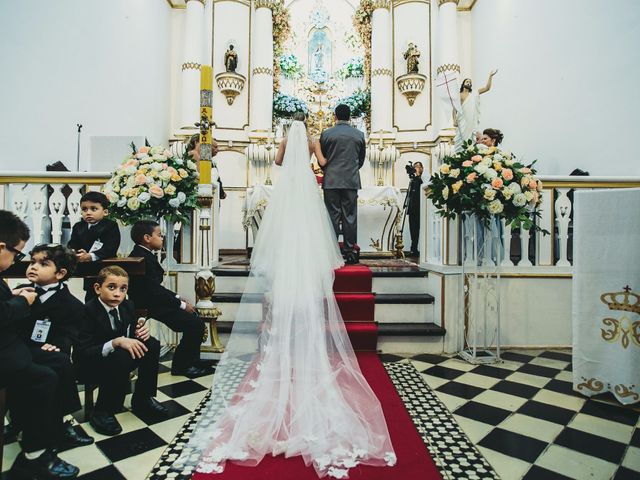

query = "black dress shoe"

[131,396,169,420]
[171,365,210,378]
[345,252,359,265]
[57,421,94,450]
[89,411,122,436]
[9,449,79,479]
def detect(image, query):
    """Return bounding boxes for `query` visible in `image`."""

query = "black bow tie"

[34,284,62,296]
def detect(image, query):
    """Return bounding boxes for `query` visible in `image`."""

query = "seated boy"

[67,191,120,301]
[14,244,94,449]
[74,266,168,436]
[127,220,209,378]
[0,210,80,479]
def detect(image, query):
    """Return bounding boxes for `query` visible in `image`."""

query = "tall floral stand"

[459,214,502,364]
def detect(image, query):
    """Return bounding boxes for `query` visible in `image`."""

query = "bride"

[173,113,396,478]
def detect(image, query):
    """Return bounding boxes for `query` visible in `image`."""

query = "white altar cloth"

[572,188,640,404]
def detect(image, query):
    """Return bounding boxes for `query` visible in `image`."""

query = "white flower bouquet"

[103,144,199,225]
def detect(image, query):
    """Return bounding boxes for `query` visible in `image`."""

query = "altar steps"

[210,263,445,343]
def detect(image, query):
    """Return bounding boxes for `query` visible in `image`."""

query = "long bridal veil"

[173,121,396,478]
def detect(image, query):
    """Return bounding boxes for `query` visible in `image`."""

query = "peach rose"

[462,160,473,167]
[502,168,513,181]
[532,191,540,203]
[466,172,477,183]
[471,155,482,163]
[134,173,147,186]
[139,146,150,154]
[491,177,504,189]
[149,184,164,198]
[519,167,531,174]
[529,179,537,189]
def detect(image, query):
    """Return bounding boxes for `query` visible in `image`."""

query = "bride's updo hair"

[483,128,504,146]
[292,111,307,122]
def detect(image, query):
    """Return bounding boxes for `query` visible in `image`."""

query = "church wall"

[468,0,640,176]
[0,0,173,172]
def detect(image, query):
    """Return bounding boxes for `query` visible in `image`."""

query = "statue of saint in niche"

[224,44,238,73]
[403,43,420,74]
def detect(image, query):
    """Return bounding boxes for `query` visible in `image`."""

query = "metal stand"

[459,214,502,364]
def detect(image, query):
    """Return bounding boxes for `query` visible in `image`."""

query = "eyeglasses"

[7,245,26,264]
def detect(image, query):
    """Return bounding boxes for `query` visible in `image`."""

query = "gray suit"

[319,121,366,255]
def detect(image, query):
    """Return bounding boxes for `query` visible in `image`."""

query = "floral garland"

[272,0,291,93]
[334,88,370,119]
[279,53,304,80]
[428,141,548,232]
[337,57,364,80]
[353,0,372,85]
[103,144,199,225]
[273,91,309,118]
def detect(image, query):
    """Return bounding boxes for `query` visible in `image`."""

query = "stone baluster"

[555,188,572,266]
[48,184,66,243]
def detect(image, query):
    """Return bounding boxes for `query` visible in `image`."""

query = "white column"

[178,0,206,131]
[249,0,275,133]
[370,0,392,133]
[435,0,459,132]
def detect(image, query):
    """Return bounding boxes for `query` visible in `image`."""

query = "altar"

[243,184,401,254]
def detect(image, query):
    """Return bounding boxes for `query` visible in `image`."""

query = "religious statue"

[403,43,420,74]
[224,44,238,73]
[312,45,325,73]
[453,69,498,151]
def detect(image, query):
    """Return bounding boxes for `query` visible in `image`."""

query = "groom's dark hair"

[334,104,351,121]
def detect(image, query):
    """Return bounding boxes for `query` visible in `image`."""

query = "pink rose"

[532,191,539,204]
[471,155,482,163]
[462,160,473,167]
[466,172,477,183]
[149,184,164,198]
[502,168,513,180]
[520,167,532,174]
[491,177,504,189]
[529,179,537,189]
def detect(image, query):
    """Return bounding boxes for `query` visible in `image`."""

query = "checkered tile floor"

[2,350,639,479]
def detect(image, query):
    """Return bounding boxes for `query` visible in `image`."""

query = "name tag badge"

[31,318,51,343]
[89,240,103,253]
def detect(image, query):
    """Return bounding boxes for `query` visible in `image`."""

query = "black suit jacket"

[0,280,32,376]
[16,283,83,355]
[128,245,180,311]
[67,218,121,260]
[68,219,121,291]
[74,298,137,363]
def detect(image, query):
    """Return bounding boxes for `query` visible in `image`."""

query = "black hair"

[483,128,504,146]
[30,244,77,280]
[0,210,30,248]
[186,134,200,153]
[131,219,160,245]
[460,78,472,93]
[81,191,109,209]
[334,104,351,121]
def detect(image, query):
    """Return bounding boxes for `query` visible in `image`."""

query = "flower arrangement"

[273,92,309,118]
[337,57,364,80]
[428,140,547,231]
[279,53,304,80]
[103,144,199,225]
[335,88,370,119]
[272,0,291,93]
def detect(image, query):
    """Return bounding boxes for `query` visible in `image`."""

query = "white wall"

[469,0,640,175]
[0,0,172,172]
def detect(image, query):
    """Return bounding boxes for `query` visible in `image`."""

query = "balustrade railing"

[422,176,640,273]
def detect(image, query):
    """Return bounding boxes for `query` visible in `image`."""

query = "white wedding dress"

[173,121,396,478]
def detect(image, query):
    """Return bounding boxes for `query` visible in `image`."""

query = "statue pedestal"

[396,73,427,106]
[215,71,246,105]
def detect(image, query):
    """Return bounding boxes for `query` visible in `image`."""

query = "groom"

[318,104,366,264]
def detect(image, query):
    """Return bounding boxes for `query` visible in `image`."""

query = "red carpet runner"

[193,266,442,479]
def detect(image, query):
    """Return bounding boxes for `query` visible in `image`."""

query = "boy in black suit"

[0,211,80,479]
[128,220,209,378]
[15,244,94,449]
[67,191,120,301]
[74,266,168,436]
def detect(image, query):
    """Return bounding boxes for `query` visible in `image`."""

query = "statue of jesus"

[453,69,498,151]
